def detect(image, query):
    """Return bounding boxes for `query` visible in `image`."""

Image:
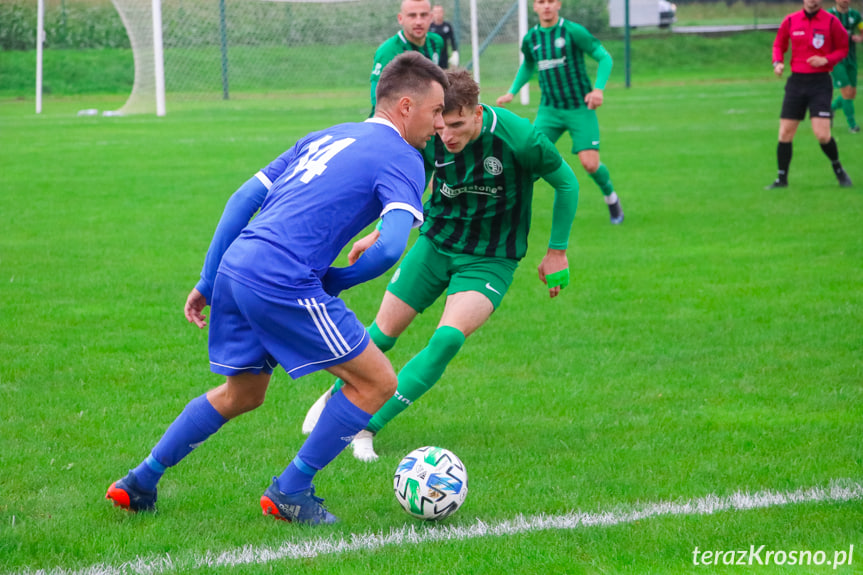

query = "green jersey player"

[497,0,622,225]
[370,0,444,115]
[828,0,863,132]
[303,68,580,461]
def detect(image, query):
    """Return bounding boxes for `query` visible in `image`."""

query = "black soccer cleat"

[764,178,788,190]
[608,199,624,225]
[836,168,853,188]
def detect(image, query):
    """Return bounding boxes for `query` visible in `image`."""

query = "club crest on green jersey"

[483,156,503,176]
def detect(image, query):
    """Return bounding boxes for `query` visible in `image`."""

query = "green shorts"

[832,60,858,89]
[534,105,601,154]
[386,234,519,312]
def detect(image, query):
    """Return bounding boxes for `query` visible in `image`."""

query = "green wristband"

[546,268,570,290]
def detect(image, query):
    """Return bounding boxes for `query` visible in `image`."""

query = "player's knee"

[213,383,267,418]
[234,386,267,412]
[580,156,599,173]
[375,370,398,396]
[245,394,267,412]
[351,368,398,401]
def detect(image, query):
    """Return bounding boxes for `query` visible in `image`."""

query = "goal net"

[106,0,525,115]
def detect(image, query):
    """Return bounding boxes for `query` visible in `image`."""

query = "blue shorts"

[208,273,370,379]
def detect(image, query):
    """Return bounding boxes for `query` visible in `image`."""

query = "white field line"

[17,479,863,575]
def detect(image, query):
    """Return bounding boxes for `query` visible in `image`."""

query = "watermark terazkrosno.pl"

[692,545,854,569]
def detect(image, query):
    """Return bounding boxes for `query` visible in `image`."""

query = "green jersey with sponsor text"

[519,18,603,110]
[827,7,861,66]
[420,105,563,260]
[369,31,444,112]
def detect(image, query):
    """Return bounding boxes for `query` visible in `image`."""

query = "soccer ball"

[393,446,468,520]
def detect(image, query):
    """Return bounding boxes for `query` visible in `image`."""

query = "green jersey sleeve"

[507,58,536,95]
[544,162,579,250]
[587,44,613,90]
[562,20,602,54]
[562,20,613,90]
[497,109,576,249]
[495,107,563,176]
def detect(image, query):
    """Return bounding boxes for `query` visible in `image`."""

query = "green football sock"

[588,163,615,197]
[366,325,465,434]
[332,321,399,394]
[832,96,844,111]
[842,99,856,129]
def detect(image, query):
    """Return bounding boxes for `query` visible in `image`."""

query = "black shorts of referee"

[781,72,833,121]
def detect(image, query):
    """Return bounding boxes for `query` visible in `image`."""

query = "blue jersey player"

[106,53,448,525]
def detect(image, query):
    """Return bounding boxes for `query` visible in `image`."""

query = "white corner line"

[17,479,863,575]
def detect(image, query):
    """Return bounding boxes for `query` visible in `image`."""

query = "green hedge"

[0,2,128,51]
[1,0,609,52]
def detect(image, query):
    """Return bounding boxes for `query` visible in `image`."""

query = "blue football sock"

[132,455,165,492]
[277,391,371,494]
[134,393,227,491]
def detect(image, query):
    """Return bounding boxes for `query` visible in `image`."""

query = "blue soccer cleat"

[106,471,157,513]
[260,478,339,525]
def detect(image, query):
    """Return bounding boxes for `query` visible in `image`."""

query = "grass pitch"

[1,32,861,574]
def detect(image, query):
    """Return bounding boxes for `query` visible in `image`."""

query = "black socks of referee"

[776,141,792,184]
[820,137,839,162]
[774,139,847,187]
[819,138,845,175]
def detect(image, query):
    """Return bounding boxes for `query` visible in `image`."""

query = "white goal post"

[110,0,167,115]
[36,0,44,114]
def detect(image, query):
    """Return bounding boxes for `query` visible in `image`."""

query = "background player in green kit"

[370,0,444,115]
[496,0,622,225]
[303,68,580,461]
[829,0,863,132]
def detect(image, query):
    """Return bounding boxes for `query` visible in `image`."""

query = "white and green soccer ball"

[393,446,468,520]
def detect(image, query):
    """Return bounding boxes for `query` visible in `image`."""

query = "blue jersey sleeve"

[321,209,414,297]
[258,144,300,187]
[195,175,269,300]
[374,148,426,227]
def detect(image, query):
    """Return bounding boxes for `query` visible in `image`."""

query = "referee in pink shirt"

[768,0,852,189]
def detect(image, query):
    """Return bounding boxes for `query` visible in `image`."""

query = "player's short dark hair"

[376,52,449,106]
[443,68,479,113]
